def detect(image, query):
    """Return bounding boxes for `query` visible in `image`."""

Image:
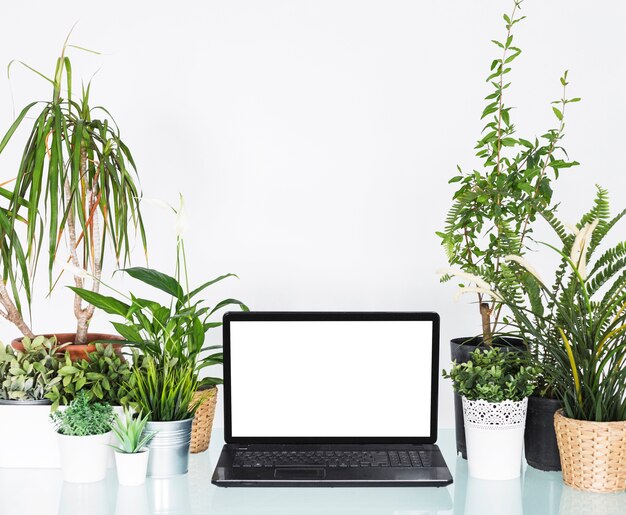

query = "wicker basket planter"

[190,386,218,454]
[554,409,626,493]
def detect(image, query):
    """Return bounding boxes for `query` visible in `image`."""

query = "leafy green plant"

[0,336,61,401]
[0,38,146,343]
[498,187,626,421]
[127,355,200,422]
[50,390,114,436]
[110,408,154,453]
[443,348,539,403]
[70,197,247,389]
[437,0,580,343]
[46,343,131,410]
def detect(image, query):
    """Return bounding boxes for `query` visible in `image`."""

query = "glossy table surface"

[1,428,624,515]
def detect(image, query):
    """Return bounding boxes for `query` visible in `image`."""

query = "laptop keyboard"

[233,450,432,468]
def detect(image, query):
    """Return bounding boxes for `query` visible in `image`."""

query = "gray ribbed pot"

[145,418,194,478]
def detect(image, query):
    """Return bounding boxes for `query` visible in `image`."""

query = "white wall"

[0,0,625,429]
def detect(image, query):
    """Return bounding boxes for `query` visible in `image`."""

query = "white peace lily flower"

[454,286,504,303]
[174,194,189,237]
[62,262,89,279]
[504,255,545,286]
[569,219,599,280]
[138,197,174,212]
[436,267,492,292]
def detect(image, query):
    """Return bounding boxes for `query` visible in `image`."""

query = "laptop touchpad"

[274,468,326,480]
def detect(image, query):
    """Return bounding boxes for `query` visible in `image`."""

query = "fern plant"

[496,187,626,421]
[437,0,580,343]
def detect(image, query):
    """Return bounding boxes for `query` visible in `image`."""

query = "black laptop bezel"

[222,311,440,445]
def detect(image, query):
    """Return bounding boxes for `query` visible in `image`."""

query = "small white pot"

[463,397,528,480]
[115,449,150,486]
[58,431,112,483]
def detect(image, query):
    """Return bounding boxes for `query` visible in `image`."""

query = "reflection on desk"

[0,429,624,515]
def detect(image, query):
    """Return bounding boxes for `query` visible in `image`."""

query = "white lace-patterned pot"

[462,397,528,480]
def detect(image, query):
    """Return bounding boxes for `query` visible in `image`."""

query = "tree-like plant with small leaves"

[50,390,114,436]
[438,0,580,344]
[443,348,539,403]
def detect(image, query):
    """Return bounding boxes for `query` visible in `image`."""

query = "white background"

[0,1,625,429]
[229,320,433,437]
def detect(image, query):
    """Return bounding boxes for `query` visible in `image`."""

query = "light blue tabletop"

[1,428,624,515]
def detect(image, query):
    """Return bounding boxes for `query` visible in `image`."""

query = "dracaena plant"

[437,0,580,344]
[70,197,247,389]
[496,187,626,421]
[0,37,146,343]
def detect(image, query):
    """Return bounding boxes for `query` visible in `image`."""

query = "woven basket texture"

[554,409,626,493]
[190,387,218,454]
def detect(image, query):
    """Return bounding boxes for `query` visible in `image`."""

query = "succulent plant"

[0,336,62,401]
[47,343,132,410]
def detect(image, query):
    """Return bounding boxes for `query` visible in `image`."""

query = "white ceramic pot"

[115,449,150,486]
[58,431,112,483]
[0,401,59,468]
[463,397,528,480]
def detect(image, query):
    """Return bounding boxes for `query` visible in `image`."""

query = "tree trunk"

[480,302,493,346]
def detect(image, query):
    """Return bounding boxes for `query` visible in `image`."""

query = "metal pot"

[145,418,194,478]
[0,398,51,405]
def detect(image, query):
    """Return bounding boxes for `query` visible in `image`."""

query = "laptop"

[211,311,453,487]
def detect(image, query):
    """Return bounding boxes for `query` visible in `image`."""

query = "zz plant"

[438,0,580,343]
[0,39,146,343]
[443,348,539,403]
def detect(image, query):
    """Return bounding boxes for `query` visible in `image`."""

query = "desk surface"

[1,428,624,515]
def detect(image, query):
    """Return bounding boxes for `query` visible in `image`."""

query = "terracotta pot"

[11,332,124,362]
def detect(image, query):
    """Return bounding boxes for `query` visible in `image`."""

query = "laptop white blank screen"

[228,320,433,437]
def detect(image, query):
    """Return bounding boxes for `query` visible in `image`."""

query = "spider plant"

[110,408,155,453]
[0,36,146,343]
[498,187,626,421]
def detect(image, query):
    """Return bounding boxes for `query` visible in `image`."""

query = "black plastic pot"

[450,336,526,459]
[524,395,562,471]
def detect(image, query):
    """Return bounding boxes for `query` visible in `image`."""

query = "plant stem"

[480,302,493,346]
[0,279,34,338]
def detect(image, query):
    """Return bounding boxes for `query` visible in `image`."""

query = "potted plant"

[0,336,63,468]
[0,39,145,359]
[71,196,247,454]
[127,355,200,477]
[437,0,580,458]
[499,189,626,492]
[443,348,539,480]
[111,408,155,485]
[51,390,114,483]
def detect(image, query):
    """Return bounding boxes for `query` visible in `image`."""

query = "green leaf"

[122,267,184,301]
[69,287,130,317]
